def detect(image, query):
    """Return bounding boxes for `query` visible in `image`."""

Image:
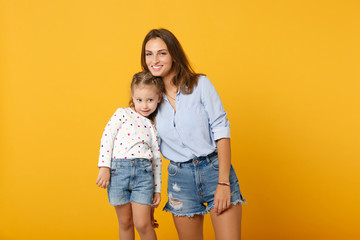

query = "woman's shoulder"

[196,75,215,90]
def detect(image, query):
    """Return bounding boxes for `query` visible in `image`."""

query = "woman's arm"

[214,138,232,215]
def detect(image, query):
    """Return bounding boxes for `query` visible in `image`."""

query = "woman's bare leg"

[114,203,135,240]
[131,202,157,240]
[210,203,242,240]
[173,214,204,240]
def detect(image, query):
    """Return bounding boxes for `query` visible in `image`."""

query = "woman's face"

[145,38,174,81]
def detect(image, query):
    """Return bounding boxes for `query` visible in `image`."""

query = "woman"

[141,28,246,240]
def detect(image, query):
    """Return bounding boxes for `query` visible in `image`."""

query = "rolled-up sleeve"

[200,76,230,140]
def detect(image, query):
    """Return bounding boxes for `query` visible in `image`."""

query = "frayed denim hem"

[205,198,247,213]
[111,200,154,207]
[162,207,207,218]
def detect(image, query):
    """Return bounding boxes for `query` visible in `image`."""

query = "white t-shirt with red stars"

[98,107,162,193]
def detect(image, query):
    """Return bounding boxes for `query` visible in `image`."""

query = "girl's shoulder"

[114,107,132,114]
[113,107,127,112]
[111,107,135,120]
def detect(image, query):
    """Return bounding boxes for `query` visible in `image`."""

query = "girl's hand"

[213,184,231,215]
[152,192,161,208]
[96,167,110,189]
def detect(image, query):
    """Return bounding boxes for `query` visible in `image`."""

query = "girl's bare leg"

[131,202,157,240]
[114,203,135,240]
[172,214,204,240]
[210,203,242,240]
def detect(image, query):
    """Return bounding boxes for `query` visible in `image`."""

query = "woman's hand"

[151,207,159,228]
[213,184,231,215]
[96,167,110,189]
[152,192,161,208]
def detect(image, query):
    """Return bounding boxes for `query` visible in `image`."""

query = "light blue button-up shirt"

[156,75,230,162]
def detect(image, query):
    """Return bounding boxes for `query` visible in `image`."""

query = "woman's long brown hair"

[141,28,204,94]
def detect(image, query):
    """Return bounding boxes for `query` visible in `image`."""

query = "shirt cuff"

[154,182,161,193]
[213,127,231,141]
[98,159,111,168]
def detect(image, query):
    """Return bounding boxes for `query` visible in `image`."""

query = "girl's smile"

[132,85,161,118]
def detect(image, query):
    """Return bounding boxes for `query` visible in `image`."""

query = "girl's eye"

[136,99,142,102]
[148,99,153,102]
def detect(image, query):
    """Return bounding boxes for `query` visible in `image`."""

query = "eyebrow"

[145,49,168,52]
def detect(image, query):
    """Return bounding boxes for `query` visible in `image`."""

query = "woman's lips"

[152,65,162,71]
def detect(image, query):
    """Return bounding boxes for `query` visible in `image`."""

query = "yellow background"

[1,0,359,239]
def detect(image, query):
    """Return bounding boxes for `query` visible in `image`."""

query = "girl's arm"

[213,138,232,215]
[151,135,162,194]
[152,192,161,208]
[96,108,122,189]
[98,108,122,168]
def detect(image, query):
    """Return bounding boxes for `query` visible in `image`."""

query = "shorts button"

[194,160,198,164]
[131,160,135,164]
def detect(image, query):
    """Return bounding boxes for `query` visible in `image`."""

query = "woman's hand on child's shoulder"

[96,167,110,189]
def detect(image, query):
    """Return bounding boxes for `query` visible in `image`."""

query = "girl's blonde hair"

[129,71,164,122]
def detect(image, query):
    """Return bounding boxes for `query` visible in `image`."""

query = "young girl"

[96,71,164,240]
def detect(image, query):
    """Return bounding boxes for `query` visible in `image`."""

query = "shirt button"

[194,160,198,164]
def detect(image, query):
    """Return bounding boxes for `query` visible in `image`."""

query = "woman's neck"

[163,73,178,93]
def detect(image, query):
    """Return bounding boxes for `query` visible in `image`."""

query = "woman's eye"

[160,52,167,55]
[145,53,152,56]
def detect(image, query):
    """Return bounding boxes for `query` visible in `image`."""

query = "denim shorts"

[107,158,154,206]
[163,152,246,217]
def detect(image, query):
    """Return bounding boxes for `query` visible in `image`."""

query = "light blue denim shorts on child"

[108,158,154,206]
[163,152,246,217]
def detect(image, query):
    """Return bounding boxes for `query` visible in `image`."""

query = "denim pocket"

[167,164,178,177]
[110,168,118,176]
[210,158,219,170]
[142,161,153,173]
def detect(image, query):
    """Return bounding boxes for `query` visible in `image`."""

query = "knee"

[118,216,134,231]
[133,219,151,234]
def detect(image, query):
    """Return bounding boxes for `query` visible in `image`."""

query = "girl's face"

[132,84,161,118]
[145,38,174,81]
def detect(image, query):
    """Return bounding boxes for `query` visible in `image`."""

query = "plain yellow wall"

[1,0,359,239]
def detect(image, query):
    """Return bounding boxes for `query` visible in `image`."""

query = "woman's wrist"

[218,182,231,187]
